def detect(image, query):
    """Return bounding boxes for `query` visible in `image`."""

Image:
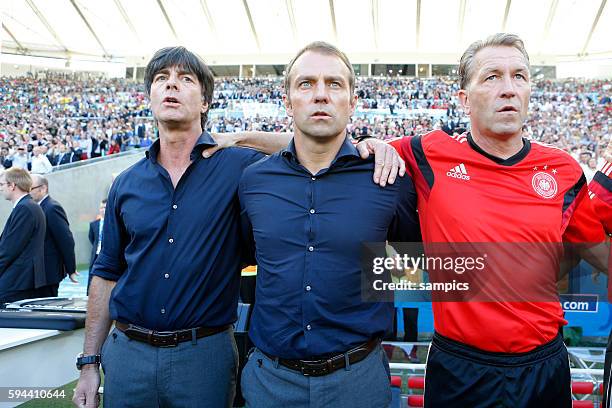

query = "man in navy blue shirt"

[238,42,420,408]
[72,47,265,408]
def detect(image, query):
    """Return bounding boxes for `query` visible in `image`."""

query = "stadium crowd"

[0,74,609,178]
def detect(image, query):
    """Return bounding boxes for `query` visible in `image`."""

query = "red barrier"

[572,401,594,408]
[391,376,402,388]
[407,376,425,390]
[600,382,604,395]
[572,381,595,395]
[407,395,424,407]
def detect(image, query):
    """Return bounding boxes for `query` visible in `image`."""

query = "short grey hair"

[458,33,530,90]
[31,174,48,187]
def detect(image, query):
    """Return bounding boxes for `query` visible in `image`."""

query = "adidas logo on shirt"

[447,163,470,180]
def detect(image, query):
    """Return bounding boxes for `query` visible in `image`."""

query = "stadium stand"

[1,75,609,173]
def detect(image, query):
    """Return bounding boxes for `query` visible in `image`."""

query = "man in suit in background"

[0,168,46,303]
[87,199,106,293]
[54,143,81,166]
[30,175,77,297]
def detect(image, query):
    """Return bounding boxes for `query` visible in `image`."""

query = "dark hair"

[144,46,215,130]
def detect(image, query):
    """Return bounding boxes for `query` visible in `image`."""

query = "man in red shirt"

[390,33,608,407]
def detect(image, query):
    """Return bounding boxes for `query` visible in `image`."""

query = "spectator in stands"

[107,139,120,155]
[0,147,11,169]
[30,146,53,174]
[0,168,46,303]
[10,146,29,170]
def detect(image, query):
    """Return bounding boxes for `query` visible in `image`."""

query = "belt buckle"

[300,360,327,377]
[154,331,179,348]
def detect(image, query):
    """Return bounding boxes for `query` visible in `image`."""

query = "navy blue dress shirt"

[92,132,263,331]
[239,137,420,359]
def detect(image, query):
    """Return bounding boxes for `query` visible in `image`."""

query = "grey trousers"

[101,326,238,408]
[241,345,392,408]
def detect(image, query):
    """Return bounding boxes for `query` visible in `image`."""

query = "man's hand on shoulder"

[202,133,238,158]
[356,138,405,187]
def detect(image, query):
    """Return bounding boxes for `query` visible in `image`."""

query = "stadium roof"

[1,0,611,64]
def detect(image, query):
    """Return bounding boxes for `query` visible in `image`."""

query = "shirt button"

[306,324,312,331]
[161,308,166,314]
[305,285,311,291]
[308,246,314,252]
[309,209,315,214]
[172,204,178,209]
[311,177,316,181]
[164,273,169,279]
[168,238,174,244]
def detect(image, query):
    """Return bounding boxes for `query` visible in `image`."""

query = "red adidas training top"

[390,130,606,352]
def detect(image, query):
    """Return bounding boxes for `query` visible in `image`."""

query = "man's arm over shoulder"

[203,131,292,158]
[0,205,37,274]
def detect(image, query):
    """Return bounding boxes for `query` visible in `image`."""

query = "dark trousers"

[385,307,419,341]
[424,332,571,408]
[36,284,59,298]
[403,307,419,341]
[0,288,43,304]
[240,275,256,305]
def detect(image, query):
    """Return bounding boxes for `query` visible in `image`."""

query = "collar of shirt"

[280,136,361,174]
[40,195,49,205]
[145,131,217,164]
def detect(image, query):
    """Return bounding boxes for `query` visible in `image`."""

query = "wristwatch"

[76,353,101,370]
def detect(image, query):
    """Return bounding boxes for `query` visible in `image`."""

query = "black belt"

[115,321,230,348]
[262,338,379,377]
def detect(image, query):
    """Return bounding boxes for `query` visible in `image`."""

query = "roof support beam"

[457,0,466,45]
[416,0,421,49]
[285,0,298,47]
[502,0,511,31]
[541,0,559,51]
[2,23,27,53]
[241,0,261,51]
[371,0,379,49]
[200,0,219,43]
[156,0,179,42]
[25,0,68,52]
[581,0,607,56]
[69,0,109,57]
[329,0,338,43]
[113,0,143,46]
